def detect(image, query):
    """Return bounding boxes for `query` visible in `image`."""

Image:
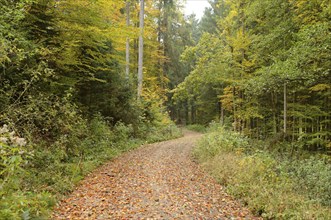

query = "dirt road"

[53,130,258,219]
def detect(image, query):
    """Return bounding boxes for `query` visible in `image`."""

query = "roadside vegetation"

[1,0,183,219]
[194,123,331,219]
[1,0,330,219]
[186,124,207,133]
[0,117,181,219]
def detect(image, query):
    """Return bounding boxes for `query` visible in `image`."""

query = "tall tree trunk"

[232,85,237,131]
[125,1,130,79]
[220,102,224,126]
[137,0,144,98]
[283,82,287,136]
[292,92,296,141]
[157,1,164,89]
[162,0,169,81]
[299,117,303,135]
[271,92,277,134]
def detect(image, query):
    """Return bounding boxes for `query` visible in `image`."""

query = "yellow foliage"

[291,0,330,24]
[220,86,235,112]
[309,83,331,92]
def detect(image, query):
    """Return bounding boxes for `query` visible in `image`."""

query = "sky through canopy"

[184,0,210,19]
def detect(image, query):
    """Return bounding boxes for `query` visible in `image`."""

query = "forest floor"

[52,130,260,219]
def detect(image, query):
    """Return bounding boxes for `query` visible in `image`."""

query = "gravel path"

[53,130,259,219]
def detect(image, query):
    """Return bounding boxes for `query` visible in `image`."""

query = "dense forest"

[0,0,188,218]
[186,0,331,218]
[0,0,330,219]
[174,0,331,152]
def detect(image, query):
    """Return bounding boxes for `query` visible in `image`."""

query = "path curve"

[53,130,259,219]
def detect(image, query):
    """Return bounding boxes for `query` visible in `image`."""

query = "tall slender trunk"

[233,85,236,131]
[125,1,130,79]
[299,117,303,135]
[271,92,277,134]
[137,0,144,98]
[157,1,164,89]
[292,92,296,141]
[283,82,287,136]
[220,102,224,126]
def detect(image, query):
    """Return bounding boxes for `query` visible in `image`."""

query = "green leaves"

[173,0,330,149]
[195,127,331,218]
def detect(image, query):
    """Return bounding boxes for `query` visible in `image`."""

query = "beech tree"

[173,0,330,150]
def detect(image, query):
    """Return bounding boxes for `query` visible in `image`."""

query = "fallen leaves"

[53,131,261,219]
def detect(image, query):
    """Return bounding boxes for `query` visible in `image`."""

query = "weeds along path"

[53,130,259,219]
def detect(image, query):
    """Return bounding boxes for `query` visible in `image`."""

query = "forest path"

[53,130,259,219]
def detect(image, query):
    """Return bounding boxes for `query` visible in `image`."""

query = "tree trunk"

[137,0,144,98]
[283,82,287,136]
[125,1,130,79]
[271,92,277,134]
[232,84,236,131]
[220,103,224,126]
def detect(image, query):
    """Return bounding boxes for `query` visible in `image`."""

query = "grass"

[186,124,207,133]
[0,119,182,220]
[193,126,331,219]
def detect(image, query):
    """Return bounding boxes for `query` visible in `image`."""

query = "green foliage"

[194,128,331,219]
[0,124,55,220]
[143,124,182,143]
[0,0,184,219]
[1,113,182,219]
[186,124,206,133]
[0,125,29,192]
[112,122,134,145]
[288,158,331,206]
[173,0,330,150]
[194,126,249,161]
[0,191,55,220]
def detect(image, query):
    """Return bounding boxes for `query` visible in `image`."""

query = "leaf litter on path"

[53,130,260,219]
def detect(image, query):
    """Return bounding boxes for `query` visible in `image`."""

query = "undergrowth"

[194,125,331,219]
[186,124,207,133]
[0,117,181,219]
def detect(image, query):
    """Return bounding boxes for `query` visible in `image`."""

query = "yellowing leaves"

[309,83,331,92]
[231,29,251,52]
[220,86,235,112]
[291,0,330,24]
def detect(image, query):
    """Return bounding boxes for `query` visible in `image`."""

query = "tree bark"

[137,0,144,98]
[220,103,224,126]
[125,1,130,79]
[283,82,287,135]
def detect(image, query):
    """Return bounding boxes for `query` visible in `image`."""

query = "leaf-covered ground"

[53,131,260,219]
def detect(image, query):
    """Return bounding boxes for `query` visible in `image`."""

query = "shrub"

[194,127,331,219]
[193,128,248,162]
[288,157,331,206]
[113,121,134,143]
[186,124,207,133]
[144,124,182,143]
[0,124,30,190]
[1,113,182,219]
[0,191,55,220]
[0,125,56,220]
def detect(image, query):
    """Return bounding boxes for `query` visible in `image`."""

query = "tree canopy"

[173,0,330,151]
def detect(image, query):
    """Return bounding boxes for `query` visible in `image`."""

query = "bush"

[0,125,56,220]
[186,124,207,133]
[0,191,56,220]
[1,112,182,219]
[0,124,31,192]
[288,157,331,206]
[193,127,249,161]
[113,121,134,144]
[194,127,331,219]
[144,124,182,143]
[1,115,119,219]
